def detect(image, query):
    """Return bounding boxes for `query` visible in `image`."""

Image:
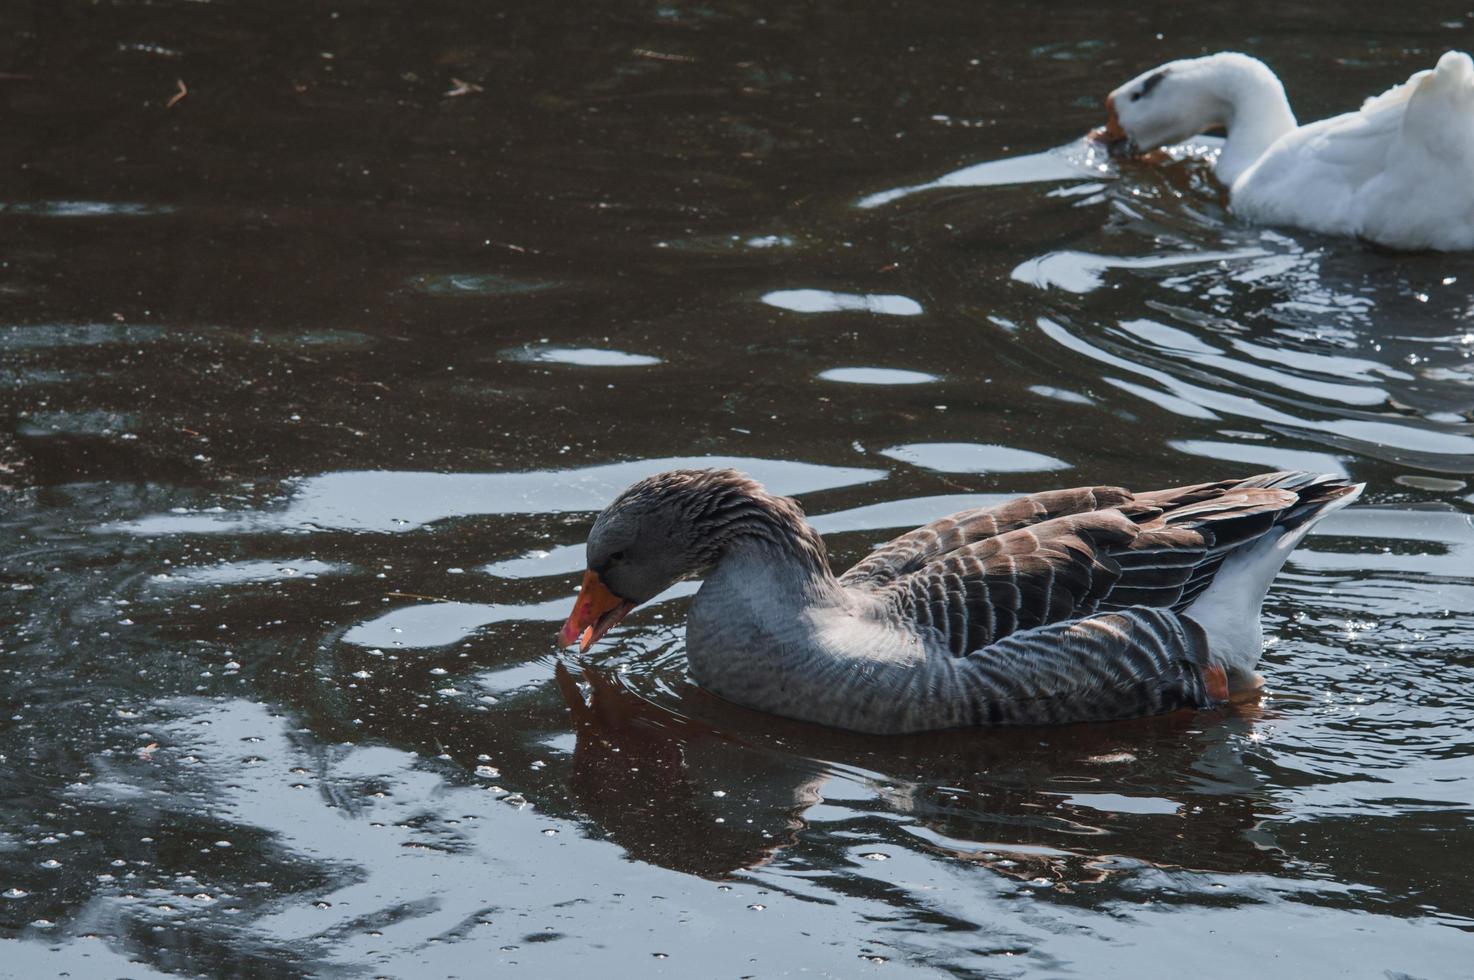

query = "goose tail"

[1183,472,1363,689]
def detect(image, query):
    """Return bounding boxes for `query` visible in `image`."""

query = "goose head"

[557,469,751,652]
[1093,54,1257,156]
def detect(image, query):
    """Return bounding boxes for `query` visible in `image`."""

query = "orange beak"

[1088,93,1128,145]
[558,570,638,652]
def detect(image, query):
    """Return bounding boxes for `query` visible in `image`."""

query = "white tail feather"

[1184,482,1364,687]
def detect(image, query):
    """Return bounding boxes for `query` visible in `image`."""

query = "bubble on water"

[748,903,766,911]
[3,888,29,899]
[40,859,61,869]
[859,852,889,861]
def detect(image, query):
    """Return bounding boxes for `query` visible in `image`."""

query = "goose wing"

[1235,52,1474,248]
[868,473,1351,658]
[838,486,1136,590]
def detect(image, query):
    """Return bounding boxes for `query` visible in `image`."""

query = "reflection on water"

[855,140,1113,208]
[116,457,884,535]
[760,289,924,316]
[1011,247,1271,294]
[412,272,565,297]
[818,367,938,385]
[4,0,1474,975]
[505,345,662,367]
[1036,317,1474,471]
[880,442,1071,474]
[0,200,172,217]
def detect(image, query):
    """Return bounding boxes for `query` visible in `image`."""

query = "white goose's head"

[1096,53,1277,157]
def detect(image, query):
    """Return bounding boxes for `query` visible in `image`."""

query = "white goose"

[558,468,1362,734]
[1095,51,1474,251]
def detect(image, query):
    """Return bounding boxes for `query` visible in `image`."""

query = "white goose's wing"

[1235,52,1474,249]
[1359,51,1474,249]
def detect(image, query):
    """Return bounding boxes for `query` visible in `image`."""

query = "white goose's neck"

[1208,56,1297,186]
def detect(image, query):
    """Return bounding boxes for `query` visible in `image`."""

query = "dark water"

[3,1,1473,976]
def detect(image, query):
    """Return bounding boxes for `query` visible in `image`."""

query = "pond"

[1,1,1472,976]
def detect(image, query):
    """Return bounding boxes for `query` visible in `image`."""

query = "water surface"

[2,1,1473,976]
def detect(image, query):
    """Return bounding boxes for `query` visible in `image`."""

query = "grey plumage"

[567,468,1364,734]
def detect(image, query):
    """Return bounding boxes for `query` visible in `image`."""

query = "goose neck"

[1214,58,1297,185]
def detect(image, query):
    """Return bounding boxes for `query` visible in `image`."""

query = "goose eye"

[610,550,626,562]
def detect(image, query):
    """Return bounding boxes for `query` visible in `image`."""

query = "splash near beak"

[558,570,638,652]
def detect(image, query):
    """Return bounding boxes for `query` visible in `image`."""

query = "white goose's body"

[561,469,1363,735]
[1104,51,1474,251]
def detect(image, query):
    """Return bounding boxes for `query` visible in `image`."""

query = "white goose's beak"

[1088,93,1133,155]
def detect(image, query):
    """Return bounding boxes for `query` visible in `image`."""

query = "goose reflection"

[555,658,1289,888]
